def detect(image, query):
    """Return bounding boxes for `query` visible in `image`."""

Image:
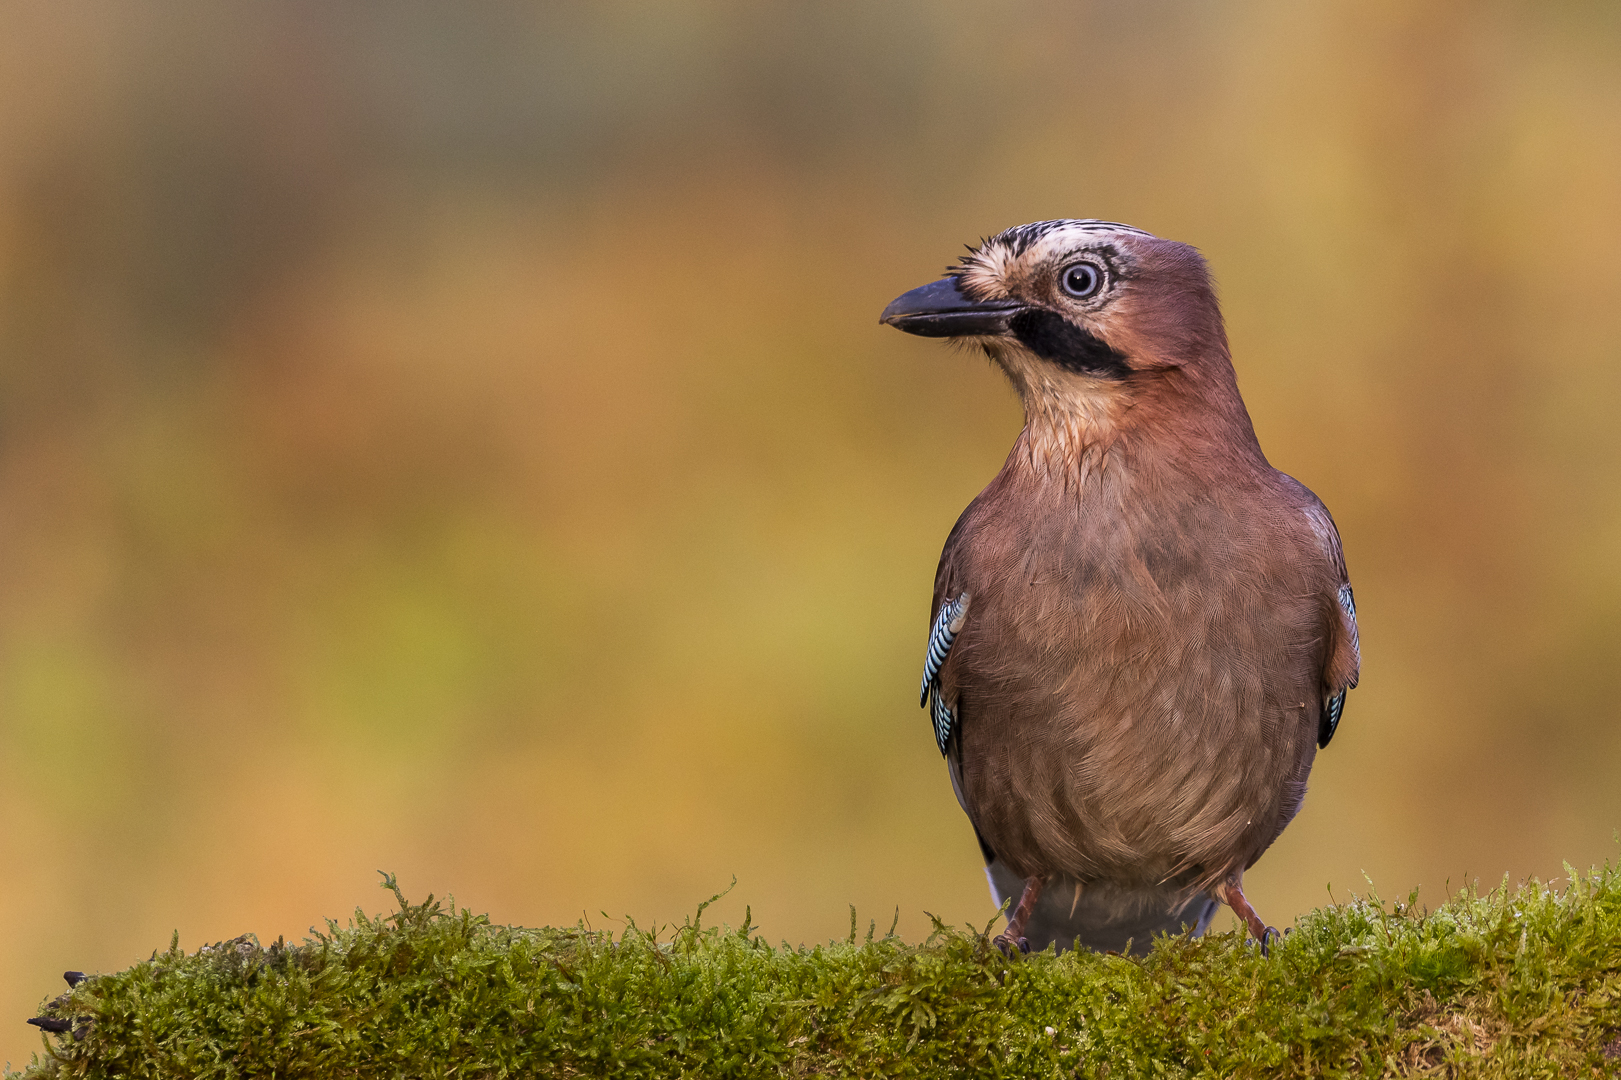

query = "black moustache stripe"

[1009,309,1132,379]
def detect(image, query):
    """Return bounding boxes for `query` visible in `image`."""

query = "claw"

[1260,926,1280,958]
[992,933,1031,956]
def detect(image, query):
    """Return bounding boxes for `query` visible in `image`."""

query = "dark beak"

[880,278,1024,338]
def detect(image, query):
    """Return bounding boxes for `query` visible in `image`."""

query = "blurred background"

[2,0,1620,1063]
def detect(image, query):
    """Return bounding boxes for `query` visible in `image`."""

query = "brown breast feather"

[931,445,1346,898]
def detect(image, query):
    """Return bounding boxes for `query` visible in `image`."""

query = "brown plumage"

[882,220,1360,955]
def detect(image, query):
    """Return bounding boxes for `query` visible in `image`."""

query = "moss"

[14,869,1621,1078]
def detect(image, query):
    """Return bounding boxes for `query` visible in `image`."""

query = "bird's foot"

[993,873,1049,958]
[992,933,1030,956]
[1216,877,1283,956]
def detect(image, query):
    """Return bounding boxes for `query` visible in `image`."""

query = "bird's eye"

[1060,262,1104,299]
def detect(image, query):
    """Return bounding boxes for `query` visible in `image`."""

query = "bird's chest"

[944,489,1318,876]
[958,491,1239,660]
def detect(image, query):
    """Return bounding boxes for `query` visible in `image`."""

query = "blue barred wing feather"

[920,593,969,755]
[1319,583,1358,748]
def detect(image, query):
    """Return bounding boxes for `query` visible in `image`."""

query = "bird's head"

[882,220,1254,466]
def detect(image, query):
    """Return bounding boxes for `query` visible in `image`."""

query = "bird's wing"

[924,584,998,863]
[1320,582,1359,747]
[1298,498,1361,748]
[920,592,969,755]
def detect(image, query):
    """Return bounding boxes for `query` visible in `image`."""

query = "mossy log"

[15,869,1621,1078]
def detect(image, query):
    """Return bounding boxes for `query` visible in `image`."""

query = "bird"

[880,220,1359,956]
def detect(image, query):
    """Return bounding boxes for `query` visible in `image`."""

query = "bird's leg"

[1216,878,1280,956]
[992,875,1047,955]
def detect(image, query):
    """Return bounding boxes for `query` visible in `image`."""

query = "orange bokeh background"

[3,2,1620,1067]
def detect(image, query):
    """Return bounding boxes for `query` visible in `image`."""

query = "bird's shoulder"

[1259,469,1350,583]
[1263,469,1360,713]
[929,470,1024,611]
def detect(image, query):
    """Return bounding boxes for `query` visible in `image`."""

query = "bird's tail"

[986,860,1220,957]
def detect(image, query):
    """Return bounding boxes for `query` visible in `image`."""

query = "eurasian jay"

[881,220,1360,956]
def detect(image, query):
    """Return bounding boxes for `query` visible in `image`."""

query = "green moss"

[15,869,1621,1078]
